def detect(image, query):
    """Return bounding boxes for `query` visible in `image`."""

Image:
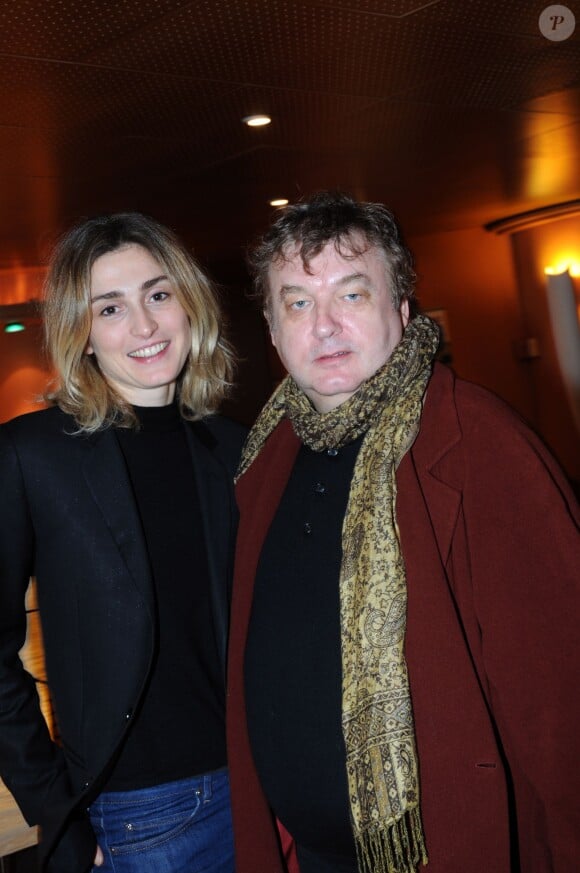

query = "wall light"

[243,114,271,127]
[4,322,26,333]
[544,268,580,433]
[545,261,580,277]
[269,198,288,207]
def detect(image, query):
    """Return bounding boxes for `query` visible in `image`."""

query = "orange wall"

[409,223,579,481]
[0,266,45,307]
[510,217,580,479]
[411,226,531,411]
[0,320,50,422]
[0,266,50,421]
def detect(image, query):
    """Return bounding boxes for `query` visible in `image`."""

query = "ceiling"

[0,0,579,278]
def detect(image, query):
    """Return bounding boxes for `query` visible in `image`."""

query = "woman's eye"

[100,305,119,317]
[150,290,169,303]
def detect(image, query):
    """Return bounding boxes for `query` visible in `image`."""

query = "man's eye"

[290,299,308,310]
[344,292,361,301]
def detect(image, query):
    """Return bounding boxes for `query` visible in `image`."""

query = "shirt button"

[314,482,326,494]
[304,523,312,535]
[326,448,338,457]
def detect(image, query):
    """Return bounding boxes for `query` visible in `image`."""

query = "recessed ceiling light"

[270,198,289,207]
[243,114,272,127]
[4,322,26,333]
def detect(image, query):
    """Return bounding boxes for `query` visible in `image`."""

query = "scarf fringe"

[355,808,428,873]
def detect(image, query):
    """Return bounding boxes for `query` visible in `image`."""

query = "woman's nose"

[130,307,157,338]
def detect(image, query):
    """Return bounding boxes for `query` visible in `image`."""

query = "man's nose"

[313,303,341,338]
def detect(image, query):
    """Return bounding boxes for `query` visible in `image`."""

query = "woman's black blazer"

[0,404,245,871]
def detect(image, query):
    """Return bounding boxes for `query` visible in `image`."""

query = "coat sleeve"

[455,386,580,871]
[0,424,95,871]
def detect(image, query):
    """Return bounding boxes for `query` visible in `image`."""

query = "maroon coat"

[227,363,580,873]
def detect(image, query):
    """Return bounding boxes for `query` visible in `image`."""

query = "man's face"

[267,239,409,412]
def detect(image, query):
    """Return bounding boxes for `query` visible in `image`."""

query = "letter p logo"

[539,5,576,41]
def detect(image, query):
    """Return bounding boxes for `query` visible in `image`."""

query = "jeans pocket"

[98,790,203,856]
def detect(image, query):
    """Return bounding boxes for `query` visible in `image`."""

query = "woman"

[0,213,246,873]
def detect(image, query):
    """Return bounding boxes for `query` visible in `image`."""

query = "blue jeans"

[88,768,234,873]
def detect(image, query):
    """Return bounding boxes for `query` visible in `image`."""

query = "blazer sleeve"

[454,387,580,870]
[0,424,91,862]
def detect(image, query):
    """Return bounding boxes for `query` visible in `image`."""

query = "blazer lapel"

[82,427,155,613]
[403,364,463,567]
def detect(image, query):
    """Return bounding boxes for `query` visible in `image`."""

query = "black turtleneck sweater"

[105,403,226,790]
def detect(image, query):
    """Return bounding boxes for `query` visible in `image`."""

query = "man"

[226,191,580,873]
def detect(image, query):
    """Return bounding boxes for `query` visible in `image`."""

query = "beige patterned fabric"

[237,315,440,873]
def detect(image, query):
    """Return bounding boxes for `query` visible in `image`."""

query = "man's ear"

[264,308,277,348]
[400,298,410,328]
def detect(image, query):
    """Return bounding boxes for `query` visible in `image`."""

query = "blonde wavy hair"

[44,212,234,432]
